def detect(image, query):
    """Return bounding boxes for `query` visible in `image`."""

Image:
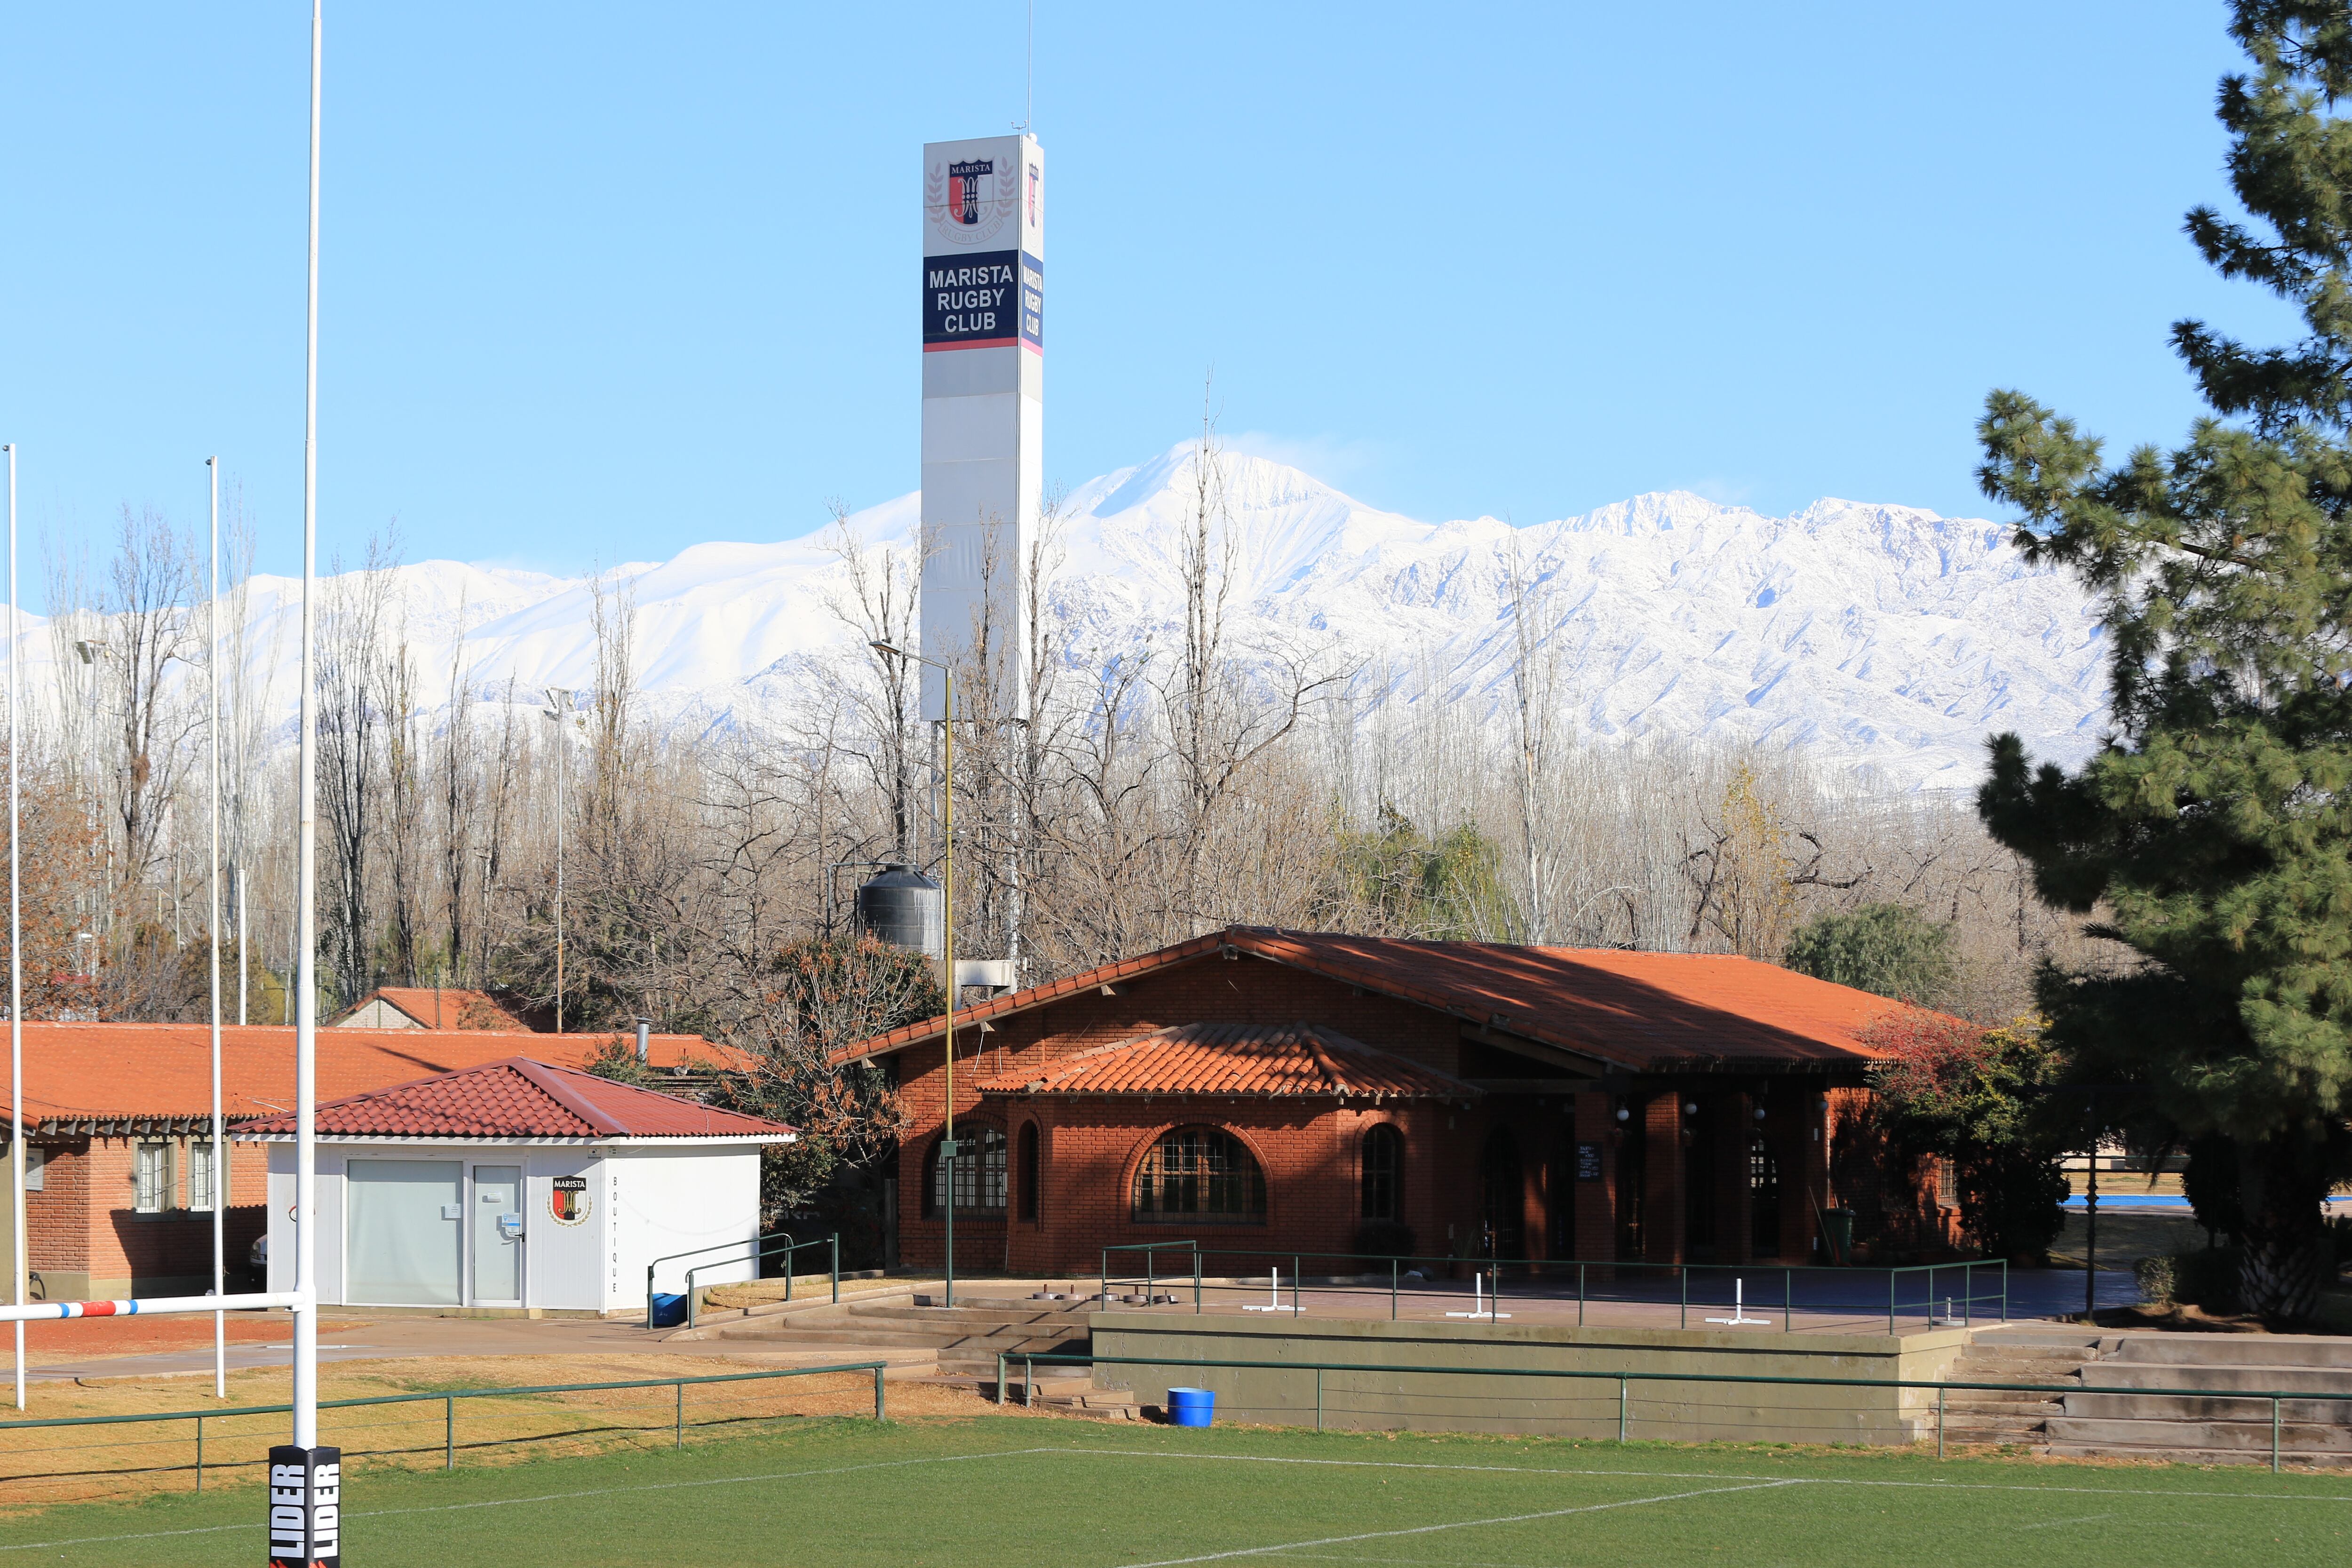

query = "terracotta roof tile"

[840,927,1912,1074]
[974,1023,1478,1101]
[3,1023,753,1131]
[236,1057,795,1140]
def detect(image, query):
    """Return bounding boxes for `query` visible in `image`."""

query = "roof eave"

[232,1132,793,1146]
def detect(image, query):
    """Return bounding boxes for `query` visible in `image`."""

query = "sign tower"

[920,135,1043,720]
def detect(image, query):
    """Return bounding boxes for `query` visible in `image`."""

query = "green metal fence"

[1099,1243,2010,1334]
[0,1360,888,1499]
[997,1349,2351,1474]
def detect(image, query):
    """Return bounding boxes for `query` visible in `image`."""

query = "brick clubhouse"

[836,927,1955,1277]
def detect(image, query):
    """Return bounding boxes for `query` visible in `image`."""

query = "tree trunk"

[2236,1137,2332,1326]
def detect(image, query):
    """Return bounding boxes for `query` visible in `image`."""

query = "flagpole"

[292,0,322,1459]
[5,441,23,1413]
[206,455,223,1400]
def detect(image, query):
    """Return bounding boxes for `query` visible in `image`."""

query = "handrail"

[997,1350,2347,1472]
[683,1235,840,1329]
[643,1231,836,1329]
[0,1359,892,1489]
[1101,1241,1202,1311]
[1098,1250,2008,1334]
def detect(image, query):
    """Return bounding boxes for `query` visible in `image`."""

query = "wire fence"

[1100,1243,2010,1335]
[998,1350,2352,1473]
[0,1361,888,1507]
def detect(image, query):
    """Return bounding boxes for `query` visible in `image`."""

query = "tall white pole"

[6,442,23,1413]
[293,0,322,1455]
[206,456,224,1399]
[237,868,247,1027]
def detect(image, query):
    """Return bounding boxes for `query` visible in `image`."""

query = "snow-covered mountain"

[17,447,2110,790]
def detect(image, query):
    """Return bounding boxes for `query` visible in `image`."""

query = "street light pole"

[872,642,956,1306]
[206,454,224,1399]
[541,690,571,1033]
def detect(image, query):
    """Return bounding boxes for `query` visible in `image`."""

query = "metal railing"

[0,1360,889,1497]
[684,1235,841,1329]
[1099,1245,2009,1335]
[997,1349,2349,1473]
[644,1232,839,1329]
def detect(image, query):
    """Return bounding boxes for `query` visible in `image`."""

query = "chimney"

[635,1018,651,1063]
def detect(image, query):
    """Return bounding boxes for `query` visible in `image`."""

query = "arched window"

[1360,1124,1403,1221]
[923,1124,1006,1218]
[1131,1127,1266,1224]
[1017,1122,1040,1222]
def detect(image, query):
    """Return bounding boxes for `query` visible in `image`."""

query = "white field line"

[0,1445,1063,1555]
[5,1434,2349,1558]
[1106,1480,1806,1568]
[1046,1444,2352,1504]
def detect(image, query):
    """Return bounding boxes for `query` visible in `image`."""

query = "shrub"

[2170,1246,2244,1314]
[2134,1254,2177,1306]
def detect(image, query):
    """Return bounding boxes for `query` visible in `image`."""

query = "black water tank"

[856,863,944,959]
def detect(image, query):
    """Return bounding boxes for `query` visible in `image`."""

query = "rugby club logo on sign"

[948,159,991,225]
[549,1175,591,1226]
[927,151,1015,247]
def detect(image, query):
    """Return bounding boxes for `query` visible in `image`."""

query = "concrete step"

[851,1304,1091,1328]
[1959,1339,2104,1361]
[1967,1329,2105,1351]
[1941,1417,2053,1442]
[2081,1364,2352,1395]
[1942,1394,2062,1415]
[2047,1416,2352,1454]
[1946,1360,2082,1385]
[2066,1391,2352,1425]
[2110,1335,2352,1369]
[708,1323,951,1347]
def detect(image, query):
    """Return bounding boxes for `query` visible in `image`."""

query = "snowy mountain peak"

[15,448,2106,791]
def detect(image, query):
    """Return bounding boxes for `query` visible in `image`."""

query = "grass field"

[0,1415,2345,1568]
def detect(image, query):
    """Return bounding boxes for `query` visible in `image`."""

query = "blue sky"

[0,2,2296,587]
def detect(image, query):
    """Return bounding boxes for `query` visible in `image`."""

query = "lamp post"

[540,689,571,1032]
[205,454,224,1399]
[72,639,103,959]
[870,641,957,1306]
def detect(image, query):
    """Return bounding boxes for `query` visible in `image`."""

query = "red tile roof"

[974,1022,1478,1101]
[838,927,1911,1075]
[236,1057,795,1141]
[4,1023,753,1132]
[336,987,530,1030]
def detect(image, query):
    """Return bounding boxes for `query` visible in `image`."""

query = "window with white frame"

[22,1144,42,1193]
[189,1140,222,1212]
[134,1142,174,1214]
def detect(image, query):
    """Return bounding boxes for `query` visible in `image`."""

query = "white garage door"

[347,1159,462,1305]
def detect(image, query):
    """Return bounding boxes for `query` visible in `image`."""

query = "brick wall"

[881,950,1912,1274]
[28,1133,268,1297]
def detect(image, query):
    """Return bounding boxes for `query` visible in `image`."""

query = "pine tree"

[1975,0,2352,1321]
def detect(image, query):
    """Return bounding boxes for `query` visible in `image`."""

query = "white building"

[240,1057,794,1316]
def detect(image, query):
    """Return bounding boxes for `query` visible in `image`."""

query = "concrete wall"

[1089,1311,1970,1446]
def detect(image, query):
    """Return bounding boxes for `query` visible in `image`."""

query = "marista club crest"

[928,156,1015,245]
[549,1176,591,1226]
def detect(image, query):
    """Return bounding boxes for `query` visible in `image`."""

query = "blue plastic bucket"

[650,1292,689,1327]
[1166,1387,1216,1428]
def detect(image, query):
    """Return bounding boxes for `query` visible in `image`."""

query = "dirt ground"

[0,1353,1038,1512]
[15,1314,371,1366]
